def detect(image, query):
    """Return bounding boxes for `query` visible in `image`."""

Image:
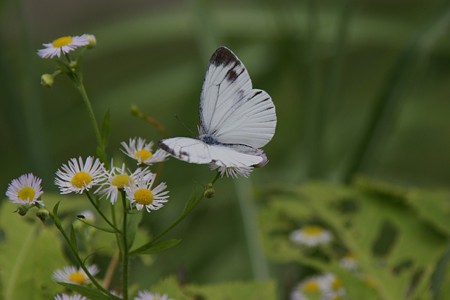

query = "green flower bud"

[40,74,54,87]
[204,183,215,199]
[36,208,50,222]
[86,34,97,49]
[16,205,30,216]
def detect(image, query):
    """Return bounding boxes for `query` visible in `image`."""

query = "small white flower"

[37,34,92,59]
[125,174,169,213]
[339,253,358,271]
[95,161,151,204]
[54,294,87,300]
[292,273,346,300]
[55,157,105,194]
[289,225,333,247]
[52,265,99,285]
[121,137,168,165]
[134,290,173,300]
[289,290,308,300]
[209,163,253,178]
[6,173,44,206]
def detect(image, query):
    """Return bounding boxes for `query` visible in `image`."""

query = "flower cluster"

[290,273,346,300]
[5,137,170,214]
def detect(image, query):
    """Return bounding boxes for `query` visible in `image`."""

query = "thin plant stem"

[121,190,129,300]
[103,249,120,289]
[316,0,355,177]
[303,0,322,179]
[130,173,220,255]
[50,213,119,299]
[85,192,120,232]
[234,179,270,281]
[74,79,103,150]
[339,2,450,183]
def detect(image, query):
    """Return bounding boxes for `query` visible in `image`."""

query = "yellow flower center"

[135,149,153,162]
[134,188,153,205]
[332,278,342,290]
[17,187,35,202]
[68,271,86,284]
[52,36,73,48]
[303,226,324,236]
[303,280,320,292]
[71,172,92,188]
[111,174,131,188]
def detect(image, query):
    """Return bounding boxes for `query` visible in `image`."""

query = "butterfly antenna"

[175,114,197,137]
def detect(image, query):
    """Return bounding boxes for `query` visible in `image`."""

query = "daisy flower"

[134,290,173,300]
[54,294,87,300]
[95,161,151,204]
[289,225,333,247]
[55,157,105,194]
[125,173,169,213]
[121,137,168,165]
[339,253,358,271]
[291,273,346,300]
[37,34,92,59]
[6,173,44,206]
[52,265,99,285]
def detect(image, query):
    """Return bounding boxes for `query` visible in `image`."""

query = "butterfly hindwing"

[159,137,264,167]
[199,47,276,149]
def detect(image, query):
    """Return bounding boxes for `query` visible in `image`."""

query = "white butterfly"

[159,47,277,178]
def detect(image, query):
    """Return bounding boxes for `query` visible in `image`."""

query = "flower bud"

[36,208,50,222]
[86,34,97,49]
[204,183,215,199]
[40,74,54,87]
[131,105,144,118]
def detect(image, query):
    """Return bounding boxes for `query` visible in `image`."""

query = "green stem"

[234,179,270,281]
[130,173,220,255]
[50,213,118,298]
[85,192,120,232]
[340,2,450,183]
[121,191,129,300]
[303,0,322,179]
[74,79,103,150]
[316,0,354,177]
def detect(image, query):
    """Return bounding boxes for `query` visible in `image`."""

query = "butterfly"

[159,46,277,178]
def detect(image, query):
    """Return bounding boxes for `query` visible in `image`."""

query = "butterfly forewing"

[159,137,212,164]
[199,47,276,149]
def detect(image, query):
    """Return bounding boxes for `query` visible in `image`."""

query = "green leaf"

[146,277,277,300]
[182,191,202,215]
[69,224,78,249]
[53,201,61,216]
[58,282,119,300]
[126,210,143,250]
[187,280,277,300]
[131,239,181,255]
[0,201,68,300]
[260,180,449,300]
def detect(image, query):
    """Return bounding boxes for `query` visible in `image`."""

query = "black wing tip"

[158,140,175,156]
[210,46,240,67]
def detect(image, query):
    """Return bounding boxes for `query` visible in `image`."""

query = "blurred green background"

[1,0,450,294]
